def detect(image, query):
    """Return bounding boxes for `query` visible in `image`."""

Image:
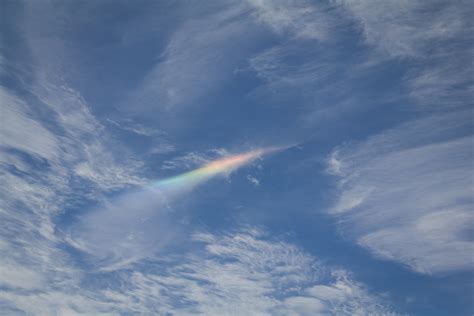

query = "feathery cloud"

[327,111,473,274]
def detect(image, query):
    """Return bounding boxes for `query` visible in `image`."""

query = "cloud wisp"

[326,111,473,274]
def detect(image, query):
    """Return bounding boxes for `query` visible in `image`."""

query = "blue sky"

[0,1,473,315]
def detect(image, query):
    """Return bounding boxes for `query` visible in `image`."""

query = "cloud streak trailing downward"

[151,146,284,192]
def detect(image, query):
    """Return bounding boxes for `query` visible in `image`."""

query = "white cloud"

[0,7,150,312]
[69,188,178,269]
[1,227,398,315]
[0,290,116,316]
[0,80,147,313]
[248,0,472,127]
[326,150,343,176]
[0,264,45,290]
[247,174,260,185]
[1,81,144,197]
[337,0,467,58]
[105,118,163,137]
[0,87,60,162]
[360,207,474,274]
[327,112,474,274]
[406,57,474,107]
[128,3,255,113]
[160,148,231,171]
[247,0,333,40]
[161,151,212,170]
[248,43,343,101]
[279,270,398,316]
[246,41,370,133]
[149,141,176,155]
[96,229,399,315]
[338,0,473,107]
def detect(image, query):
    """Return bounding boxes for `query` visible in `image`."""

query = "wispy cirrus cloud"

[337,0,469,58]
[320,2,473,276]
[1,228,399,315]
[338,0,473,108]
[0,78,147,308]
[248,0,472,124]
[128,3,257,114]
[249,43,340,98]
[105,118,163,137]
[247,174,261,186]
[0,87,60,162]
[246,0,335,40]
[160,150,222,171]
[327,111,473,274]
[1,17,147,310]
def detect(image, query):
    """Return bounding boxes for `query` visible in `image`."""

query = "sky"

[0,0,473,315]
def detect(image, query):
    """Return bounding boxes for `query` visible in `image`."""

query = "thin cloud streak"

[327,112,473,274]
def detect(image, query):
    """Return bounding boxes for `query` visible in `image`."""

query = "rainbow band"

[151,147,281,191]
